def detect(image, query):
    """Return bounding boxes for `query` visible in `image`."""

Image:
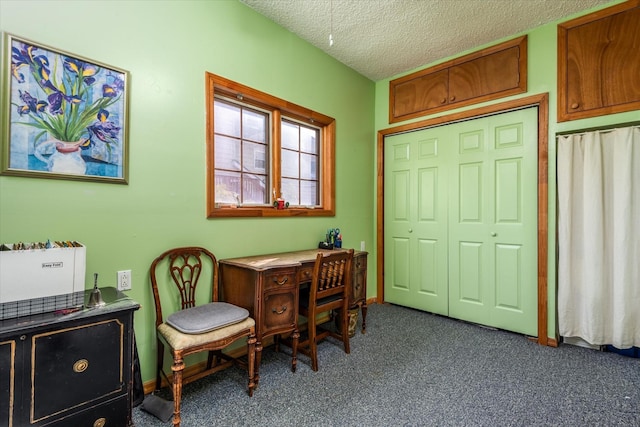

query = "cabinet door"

[558,2,640,121]
[392,69,449,120]
[449,47,522,104]
[0,339,16,427]
[31,319,124,424]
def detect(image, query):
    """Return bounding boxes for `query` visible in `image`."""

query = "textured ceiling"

[239,0,613,81]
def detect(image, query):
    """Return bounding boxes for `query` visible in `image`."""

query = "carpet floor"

[133,303,640,426]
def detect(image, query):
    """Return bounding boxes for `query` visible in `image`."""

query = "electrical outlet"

[360,241,365,251]
[117,270,132,291]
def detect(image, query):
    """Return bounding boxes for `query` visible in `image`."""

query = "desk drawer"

[264,269,297,291]
[297,266,313,284]
[263,290,297,334]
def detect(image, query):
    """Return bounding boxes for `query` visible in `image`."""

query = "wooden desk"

[218,249,368,376]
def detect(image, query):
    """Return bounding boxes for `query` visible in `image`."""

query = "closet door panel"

[385,129,449,315]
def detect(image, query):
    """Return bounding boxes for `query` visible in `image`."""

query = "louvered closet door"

[384,107,538,336]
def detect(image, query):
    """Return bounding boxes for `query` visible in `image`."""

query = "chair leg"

[309,313,319,372]
[171,355,185,427]
[206,350,214,370]
[291,327,299,373]
[341,305,350,354]
[155,339,164,391]
[246,334,257,397]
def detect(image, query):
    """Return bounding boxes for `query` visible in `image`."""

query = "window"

[206,73,335,217]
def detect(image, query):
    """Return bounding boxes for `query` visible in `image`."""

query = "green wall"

[0,0,375,382]
[374,0,638,341]
[2,0,639,385]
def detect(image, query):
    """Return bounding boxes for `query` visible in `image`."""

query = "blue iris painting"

[7,35,128,179]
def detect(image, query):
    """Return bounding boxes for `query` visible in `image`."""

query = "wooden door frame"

[376,93,553,346]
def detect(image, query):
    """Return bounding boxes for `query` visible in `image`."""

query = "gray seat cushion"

[166,302,249,334]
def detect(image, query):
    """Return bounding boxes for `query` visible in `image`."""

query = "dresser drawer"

[262,290,297,335]
[46,395,128,427]
[264,269,297,291]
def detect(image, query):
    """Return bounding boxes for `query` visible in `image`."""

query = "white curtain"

[557,125,640,349]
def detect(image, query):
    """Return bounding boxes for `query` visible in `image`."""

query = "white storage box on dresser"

[0,242,86,319]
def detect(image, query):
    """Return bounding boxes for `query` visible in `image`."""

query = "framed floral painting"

[1,33,129,183]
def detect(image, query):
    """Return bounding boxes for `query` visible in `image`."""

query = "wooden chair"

[149,247,257,427]
[298,249,354,371]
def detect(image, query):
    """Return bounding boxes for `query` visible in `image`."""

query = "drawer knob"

[73,358,89,373]
[273,276,288,286]
[272,305,288,315]
[94,418,106,427]
[571,102,580,109]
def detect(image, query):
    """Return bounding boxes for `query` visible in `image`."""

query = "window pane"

[281,149,299,178]
[214,101,241,137]
[281,121,299,150]
[215,170,241,203]
[242,174,267,204]
[300,153,317,180]
[300,127,318,154]
[282,178,300,205]
[300,180,318,206]
[243,109,266,143]
[215,135,241,171]
[243,141,267,174]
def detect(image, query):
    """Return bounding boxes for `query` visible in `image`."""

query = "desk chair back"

[299,249,354,371]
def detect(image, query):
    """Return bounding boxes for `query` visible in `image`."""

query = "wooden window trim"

[206,73,335,218]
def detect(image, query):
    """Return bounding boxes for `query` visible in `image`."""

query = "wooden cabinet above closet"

[557,0,640,122]
[389,36,527,123]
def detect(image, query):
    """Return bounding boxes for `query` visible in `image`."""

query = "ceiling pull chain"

[329,0,334,47]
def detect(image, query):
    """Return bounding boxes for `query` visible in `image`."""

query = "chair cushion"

[158,317,255,351]
[166,302,249,334]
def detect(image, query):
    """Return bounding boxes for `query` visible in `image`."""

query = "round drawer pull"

[73,358,89,373]
[94,417,106,427]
